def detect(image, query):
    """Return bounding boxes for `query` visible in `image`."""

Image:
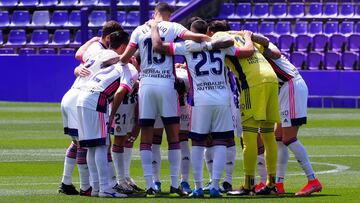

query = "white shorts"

[153,105,190,131]
[77,106,110,147]
[189,105,234,140]
[230,97,242,137]
[279,76,308,127]
[138,84,180,126]
[154,116,163,129]
[61,88,80,139]
[113,103,136,136]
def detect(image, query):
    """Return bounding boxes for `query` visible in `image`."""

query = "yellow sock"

[244,175,255,190]
[260,122,278,187]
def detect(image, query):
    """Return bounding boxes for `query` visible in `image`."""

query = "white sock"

[124,147,132,178]
[61,157,76,185]
[288,140,316,180]
[204,147,214,181]
[276,141,289,183]
[107,155,117,187]
[151,144,161,182]
[257,153,268,184]
[211,145,226,190]
[78,164,90,190]
[140,149,155,189]
[180,141,190,182]
[95,146,111,192]
[168,148,181,188]
[192,146,205,189]
[87,147,99,192]
[112,150,125,182]
[224,145,236,184]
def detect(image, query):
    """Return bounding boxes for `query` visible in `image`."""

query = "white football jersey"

[71,41,107,89]
[175,67,190,106]
[172,41,237,106]
[266,43,300,83]
[77,63,138,113]
[129,21,188,87]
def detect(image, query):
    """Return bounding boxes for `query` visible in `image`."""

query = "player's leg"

[203,139,213,192]
[275,123,288,194]
[255,134,267,192]
[220,137,236,193]
[179,130,191,193]
[76,143,91,196]
[152,126,163,192]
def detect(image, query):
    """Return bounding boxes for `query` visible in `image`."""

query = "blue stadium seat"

[324,21,338,35]
[290,52,306,69]
[59,0,78,6]
[243,22,258,33]
[325,51,341,70]
[10,10,30,27]
[29,29,49,46]
[0,0,18,6]
[330,34,346,52]
[0,31,3,45]
[30,10,50,27]
[157,0,176,6]
[39,48,56,54]
[126,11,140,26]
[340,21,354,35]
[356,22,360,33]
[0,11,10,28]
[60,48,76,55]
[271,3,287,17]
[148,0,156,6]
[313,34,329,51]
[67,10,81,26]
[98,0,110,6]
[218,3,236,19]
[296,34,311,51]
[177,0,191,6]
[264,34,278,45]
[275,21,291,35]
[307,52,324,70]
[118,0,139,5]
[78,0,97,6]
[342,52,358,70]
[39,0,58,6]
[50,10,69,27]
[323,2,338,17]
[339,3,354,17]
[0,48,15,54]
[6,29,27,47]
[252,3,269,18]
[117,11,126,25]
[50,29,70,46]
[149,11,154,19]
[349,34,360,52]
[309,21,322,35]
[19,48,36,55]
[294,21,308,35]
[356,4,360,17]
[229,22,240,31]
[19,0,39,6]
[71,29,93,46]
[288,3,304,17]
[259,21,274,34]
[278,35,295,52]
[89,10,107,27]
[236,3,251,18]
[307,2,322,17]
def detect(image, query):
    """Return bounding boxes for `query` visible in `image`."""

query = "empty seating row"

[0,10,142,28]
[219,2,360,19]
[229,21,360,36]
[263,34,360,52]
[290,51,359,70]
[0,0,191,7]
[0,29,97,47]
[0,47,75,55]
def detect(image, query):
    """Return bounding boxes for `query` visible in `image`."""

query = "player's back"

[130,21,187,87]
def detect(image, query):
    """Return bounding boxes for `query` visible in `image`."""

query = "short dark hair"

[207,20,230,33]
[186,16,203,30]
[155,2,174,14]
[102,20,123,38]
[109,31,129,49]
[191,20,208,34]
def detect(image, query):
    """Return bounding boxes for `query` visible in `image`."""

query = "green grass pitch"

[0,101,360,202]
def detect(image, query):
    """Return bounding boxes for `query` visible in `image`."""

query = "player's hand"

[146,19,160,28]
[108,114,115,132]
[243,30,253,39]
[130,56,140,70]
[175,63,186,69]
[78,65,91,77]
[185,40,204,52]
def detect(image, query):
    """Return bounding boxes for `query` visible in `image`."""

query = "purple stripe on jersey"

[66,143,77,159]
[112,144,124,153]
[76,147,88,164]
[140,143,151,151]
[168,142,180,150]
[79,138,106,147]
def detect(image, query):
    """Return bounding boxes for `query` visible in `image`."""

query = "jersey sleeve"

[172,22,188,39]
[120,65,138,93]
[129,27,141,49]
[172,41,188,56]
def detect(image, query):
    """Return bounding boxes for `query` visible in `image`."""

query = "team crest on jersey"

[116,126,121,132]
